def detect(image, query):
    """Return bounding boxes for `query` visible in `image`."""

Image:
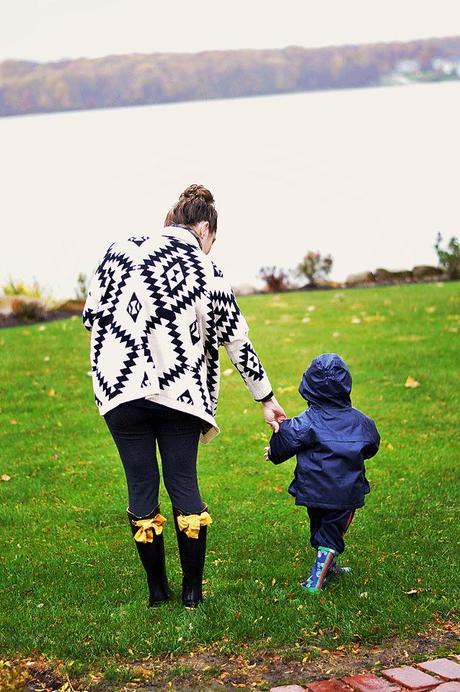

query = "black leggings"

[103,398,205,517]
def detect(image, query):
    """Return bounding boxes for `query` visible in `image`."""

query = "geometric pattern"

[82,225,272,435]
[127,235,150,247]
[141,371,151,387]
[212,261,224,277]
[236,342,265,381]
[189,319,200,345]
[178,389,194,405]
[127,292,142,322]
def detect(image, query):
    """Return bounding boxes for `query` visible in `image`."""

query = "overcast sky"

[1,0,460,63]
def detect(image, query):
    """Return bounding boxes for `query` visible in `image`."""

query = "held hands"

[262,396,286,433]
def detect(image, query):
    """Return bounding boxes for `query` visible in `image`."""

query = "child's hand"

[264,446,271,461]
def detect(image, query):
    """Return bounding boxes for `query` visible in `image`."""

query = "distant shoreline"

[1,34,459,118]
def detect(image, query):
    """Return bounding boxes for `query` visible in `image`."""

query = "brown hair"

[164,184,217,235]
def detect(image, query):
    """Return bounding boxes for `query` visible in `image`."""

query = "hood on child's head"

[299,353,352,408]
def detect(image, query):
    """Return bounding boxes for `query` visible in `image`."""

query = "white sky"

[1,0,460,63]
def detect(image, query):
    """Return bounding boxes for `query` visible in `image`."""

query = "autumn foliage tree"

[258,266,290,293]
[297,251,333,287]
[1,35,459,117]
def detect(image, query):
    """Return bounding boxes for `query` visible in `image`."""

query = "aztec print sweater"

[82,224,273,443]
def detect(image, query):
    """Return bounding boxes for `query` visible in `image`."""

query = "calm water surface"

[0,81,458,298]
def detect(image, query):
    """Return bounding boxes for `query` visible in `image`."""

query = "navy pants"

[307,507,356,554]
[103,398,205,518]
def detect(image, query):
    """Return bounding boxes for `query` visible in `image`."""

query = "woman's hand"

[262,396,286,433]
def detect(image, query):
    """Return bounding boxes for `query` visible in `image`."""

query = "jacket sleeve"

[209,262,273,402]
[362,418,381,460]
[82,242,115,331]
[268,414,312,464]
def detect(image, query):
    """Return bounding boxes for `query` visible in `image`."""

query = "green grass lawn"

[0,282,459,678]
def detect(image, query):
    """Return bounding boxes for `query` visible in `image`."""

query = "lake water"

[0,81,458,300]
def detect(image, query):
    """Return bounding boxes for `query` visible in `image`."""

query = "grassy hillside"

[0,282,458,677]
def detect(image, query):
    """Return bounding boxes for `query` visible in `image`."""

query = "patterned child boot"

[301,546,336,593]
[173,507,212,608]
[127,506,170,607]
[328,554,352,577]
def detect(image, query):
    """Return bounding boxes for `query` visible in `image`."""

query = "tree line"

[1,35,460,117]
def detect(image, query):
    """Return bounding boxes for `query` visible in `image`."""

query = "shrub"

[11,298,46,321]
[258,266,290,292]
[435,233,460,279]
[297,251,333,286]
[2,277,44,298]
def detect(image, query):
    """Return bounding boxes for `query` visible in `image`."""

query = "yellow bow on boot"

[132,514,166,543]
[177,512,212,539]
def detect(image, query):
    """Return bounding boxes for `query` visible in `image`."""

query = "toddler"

[265,353,380,593]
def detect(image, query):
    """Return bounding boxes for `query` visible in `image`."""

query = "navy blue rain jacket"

[268,353,380,510]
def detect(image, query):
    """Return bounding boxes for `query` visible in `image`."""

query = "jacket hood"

[299,353,352,408]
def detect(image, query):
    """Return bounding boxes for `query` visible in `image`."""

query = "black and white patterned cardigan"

[82,225,273,443]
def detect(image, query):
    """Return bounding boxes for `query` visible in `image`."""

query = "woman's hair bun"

[167,183,218,234]
[180,184,214,204]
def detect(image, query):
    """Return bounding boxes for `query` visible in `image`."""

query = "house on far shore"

[395,59,421,75]
[431,56,460,76]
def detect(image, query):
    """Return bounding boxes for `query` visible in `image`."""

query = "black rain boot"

[127,506,170,607]
[173,507,212,608]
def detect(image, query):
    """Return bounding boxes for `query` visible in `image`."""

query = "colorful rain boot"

[301,546,336,593]
[328,554,352,577]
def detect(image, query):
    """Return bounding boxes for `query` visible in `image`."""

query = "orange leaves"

[405,376,420,389]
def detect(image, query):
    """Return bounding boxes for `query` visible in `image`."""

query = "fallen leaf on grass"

[302,316,311,323]
[386,443,394,451]
[1,474,11,481]
[44,356,50,362]
[425,306,436,313]
[395,335,425,342]
[332,331,340,338]
[351,317,361,324]
[363,314,385,323]
[38,325,46,331]
[405,589,418,597]
[405,376,420,388]
[10,419,17,425]
[47,388,56,397]
[307,305,316,312]
[274,486,283,492]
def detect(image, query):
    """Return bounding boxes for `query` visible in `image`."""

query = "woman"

[82,184,286,607]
